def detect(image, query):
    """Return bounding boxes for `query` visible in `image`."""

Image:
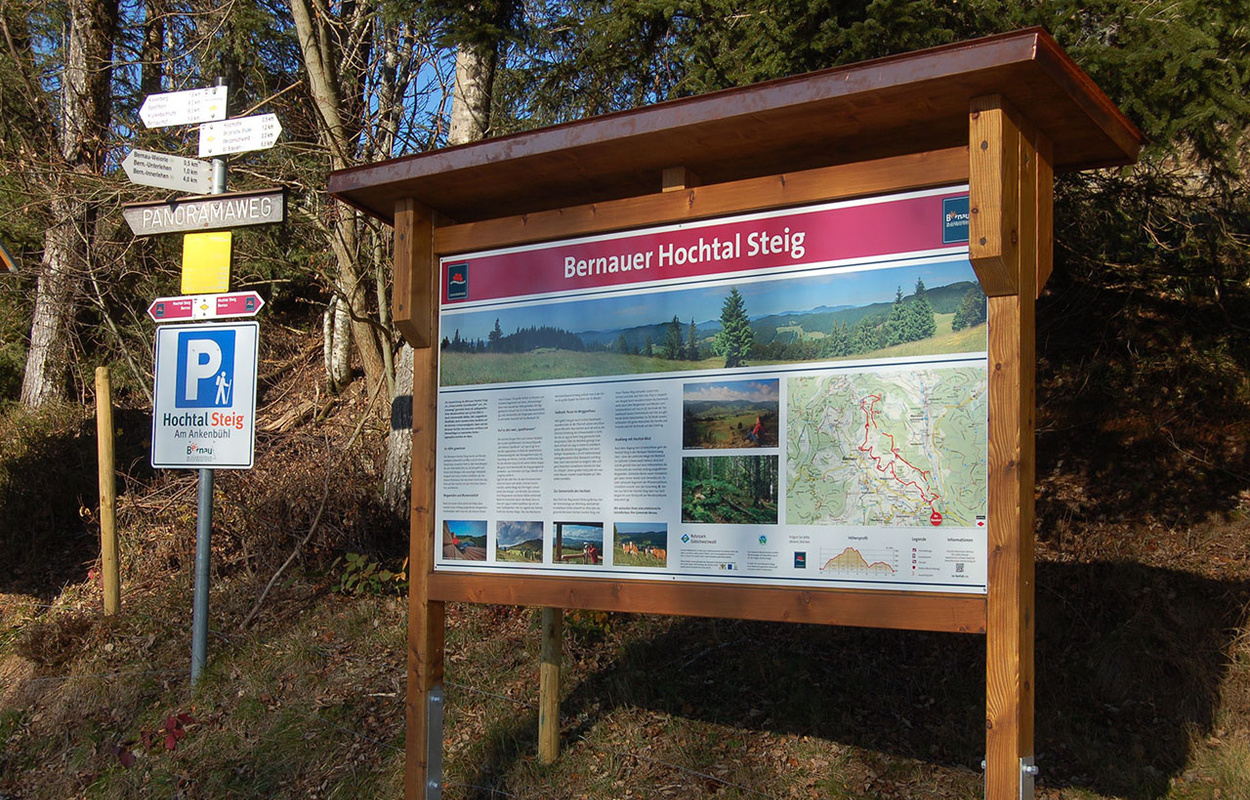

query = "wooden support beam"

[539,608,563,763]
[394,198,435,347]
[969,96,1021,297]
[661,166,701,192]
[434,148,968,255]
[430,573,986,633]
[405,197,445,800]
[979,94,1046,800]
[1033,130,1055,297]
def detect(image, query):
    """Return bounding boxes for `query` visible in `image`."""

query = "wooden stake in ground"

[95,366,120,615]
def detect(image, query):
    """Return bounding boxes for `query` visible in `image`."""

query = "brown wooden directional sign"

[122,188,286,237]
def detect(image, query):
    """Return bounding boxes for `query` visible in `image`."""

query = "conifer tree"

[884,286,908,346]
[713,287,754,368]
[904,278,937,341]
[664,315,683,360]
[687,318,699,360]
[952,287,987,331]
[850,317,882,354]
[826,321,852,357]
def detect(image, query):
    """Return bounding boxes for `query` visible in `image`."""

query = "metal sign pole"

[190,77,229,686]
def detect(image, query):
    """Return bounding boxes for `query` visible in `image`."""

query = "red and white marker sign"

[148,291,265,323]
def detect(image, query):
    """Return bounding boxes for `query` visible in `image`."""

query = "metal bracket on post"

[982,756,1038,800]
[426,684,445,800]
[1020,755,1038,800]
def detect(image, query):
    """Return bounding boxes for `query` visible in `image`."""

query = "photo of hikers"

[552,522,605,566]
[683,379,779,449]
[496,520,544,563]
[613,522,669,568]
[442,519,487,561]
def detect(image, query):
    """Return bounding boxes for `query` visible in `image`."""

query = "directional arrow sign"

[122,188,286,237]
[198,114,281,158]
[149,291,265,323]
[139,86,228,128]
[122,149,213,194]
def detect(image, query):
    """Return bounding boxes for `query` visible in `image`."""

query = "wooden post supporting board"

[399,198,446,800]
[539,607,563,763]
[971,94,1051,799]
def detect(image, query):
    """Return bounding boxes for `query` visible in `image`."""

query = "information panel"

[434,187,987,593]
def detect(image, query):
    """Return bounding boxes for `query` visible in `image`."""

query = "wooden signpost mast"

[329,29,1140,800]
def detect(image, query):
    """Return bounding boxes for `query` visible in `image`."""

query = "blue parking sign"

[152,322,258,469]
[175,328,236,408]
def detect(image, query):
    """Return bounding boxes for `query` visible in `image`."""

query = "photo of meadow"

[613,522,669,568]
[439,259,985,387]
[496,520,544,563]
[683,379,779,449]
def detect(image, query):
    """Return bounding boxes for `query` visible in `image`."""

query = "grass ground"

[3,297,1250,798]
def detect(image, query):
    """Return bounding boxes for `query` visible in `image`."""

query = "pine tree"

[904,278,937,342]
[687,318,699,360]
[713,287,754,368]
[850,317,883,354]
[488,318,503,349]
[884,286,908,346]
[663,314,683,359]
[825,321,852,357]
[952,286,987,331]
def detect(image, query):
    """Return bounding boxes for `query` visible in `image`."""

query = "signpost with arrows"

[139,85,228,128]
[122,149,214,194]
[127,79,285,685]
[199,114,282,158]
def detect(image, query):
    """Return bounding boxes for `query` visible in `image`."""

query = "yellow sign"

[181,231,232,293]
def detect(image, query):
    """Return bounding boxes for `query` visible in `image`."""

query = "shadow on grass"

[0,408,154,601]
[457,562,1247,800]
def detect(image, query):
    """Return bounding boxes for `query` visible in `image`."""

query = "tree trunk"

[20,0,117,408]
[289,0,386,393]
[381,39,497,511]
[324,296,352,390]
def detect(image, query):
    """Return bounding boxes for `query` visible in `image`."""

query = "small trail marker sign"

[148,291,264,323]
[122,149,213,194]
[181,231,232,294]
[140,85,228,129]
[198,114,281,158]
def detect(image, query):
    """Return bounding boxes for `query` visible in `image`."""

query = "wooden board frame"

[336,31,1145,800]
[398,137,1044,798]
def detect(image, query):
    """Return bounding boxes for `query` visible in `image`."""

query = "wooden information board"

[328,28,1141,800]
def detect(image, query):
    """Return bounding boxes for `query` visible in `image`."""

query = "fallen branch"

[239,445,332,631]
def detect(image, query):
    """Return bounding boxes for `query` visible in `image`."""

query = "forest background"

[2,1,1250,798]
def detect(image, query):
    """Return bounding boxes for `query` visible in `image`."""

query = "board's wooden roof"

[328,28,1141,225]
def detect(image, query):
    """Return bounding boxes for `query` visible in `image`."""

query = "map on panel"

[786,368,987,528]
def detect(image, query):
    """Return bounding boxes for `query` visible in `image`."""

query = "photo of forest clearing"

[439,260,986,387]
[495,520,544,562]
[442,520,487,561]
[682,455,779,524]
[614,522,669,567]
[683,379,779,449]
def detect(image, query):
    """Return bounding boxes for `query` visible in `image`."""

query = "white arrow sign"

[198,114,282,158]
[122,149,213,194]
[139,86,228,129]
